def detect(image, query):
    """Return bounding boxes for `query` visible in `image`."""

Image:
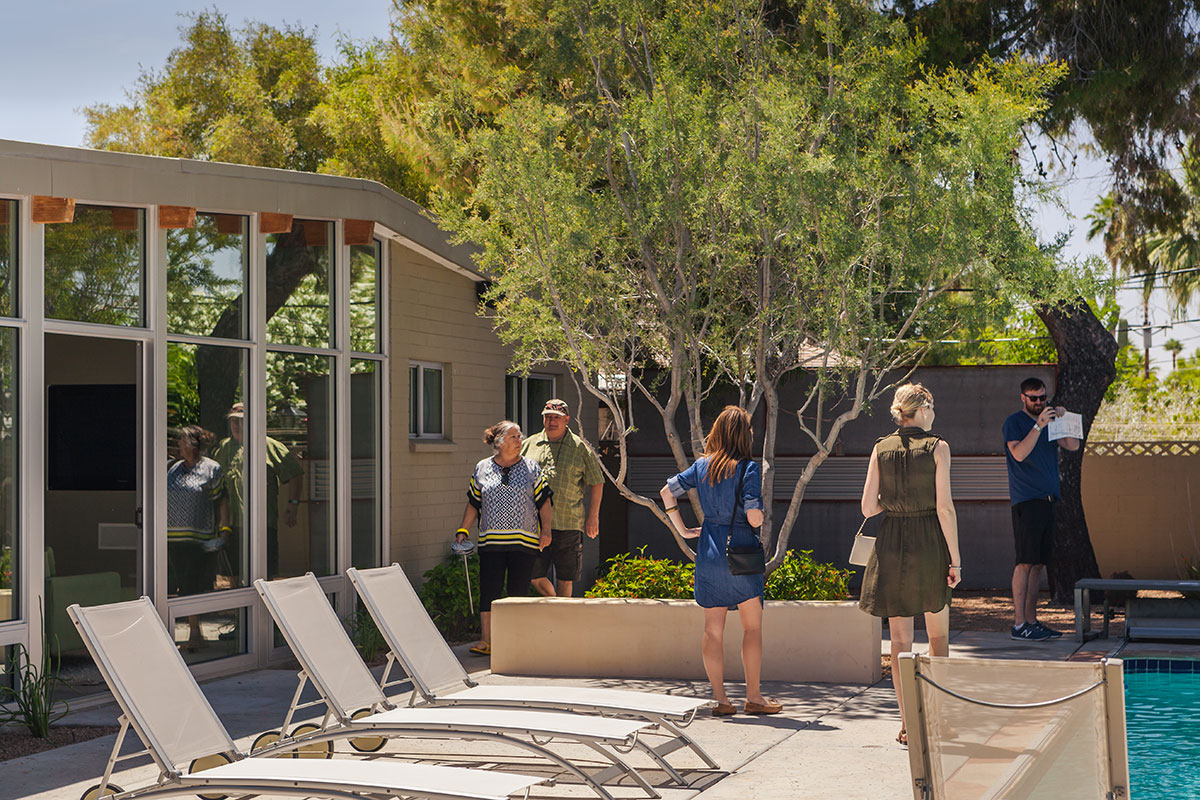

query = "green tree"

[880,0,1200,601]
[84,11,330,171]
[84,10,426,195]
[437,0,1072,564]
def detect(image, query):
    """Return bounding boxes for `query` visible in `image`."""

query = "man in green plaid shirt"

[521,399,604,597]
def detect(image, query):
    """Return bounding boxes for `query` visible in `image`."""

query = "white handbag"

[848,518,876,567]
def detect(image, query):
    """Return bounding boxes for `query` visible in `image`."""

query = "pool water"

[1123,660,1200,799]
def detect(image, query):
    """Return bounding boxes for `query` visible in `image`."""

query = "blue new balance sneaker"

[1010,623,1052,641]
[1032,620,1063,638]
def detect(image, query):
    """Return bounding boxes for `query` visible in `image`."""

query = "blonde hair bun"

[890,383,933,424]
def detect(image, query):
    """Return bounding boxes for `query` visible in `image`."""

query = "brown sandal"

[896,728,908,746]
[743,698,783,714]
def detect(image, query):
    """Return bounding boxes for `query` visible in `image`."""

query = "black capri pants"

[479,546,538,611]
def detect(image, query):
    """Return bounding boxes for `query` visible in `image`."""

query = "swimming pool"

[1123,659,1200,799]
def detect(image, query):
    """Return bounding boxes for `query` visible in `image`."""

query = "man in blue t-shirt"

[1003,377,1080,641]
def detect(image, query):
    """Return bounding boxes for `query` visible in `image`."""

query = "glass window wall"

[350,360,380,569]
[44,204,145,326]
[265,351,334,578]
[167,213,248,339]
[167,343,248,595]
[0,328,16,622]
[349,240,380,353]
[0,199,16,317]
[265,220,333,349]
[174,605,249,666]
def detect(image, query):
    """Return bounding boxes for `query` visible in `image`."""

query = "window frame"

[506,373,556,432]
[409,360,445,439]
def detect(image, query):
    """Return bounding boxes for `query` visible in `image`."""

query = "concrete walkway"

[3,629,1163,800]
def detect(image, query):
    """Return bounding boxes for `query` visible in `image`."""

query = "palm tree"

[1142,140,1200,314]
[1165,338,1184,371]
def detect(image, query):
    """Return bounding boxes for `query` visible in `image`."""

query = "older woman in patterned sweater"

[455,420,553,656]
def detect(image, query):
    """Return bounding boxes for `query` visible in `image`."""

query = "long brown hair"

[704,406,753,485]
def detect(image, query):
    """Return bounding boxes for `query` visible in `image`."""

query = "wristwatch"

[1032,424,1042,433]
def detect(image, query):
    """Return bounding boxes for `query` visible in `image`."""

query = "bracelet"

[663,505,678,514]
[218,525,232,533]
[456,528,470,536]
[950,565,962,570]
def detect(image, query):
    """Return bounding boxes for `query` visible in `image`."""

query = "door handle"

[135,507,143,529]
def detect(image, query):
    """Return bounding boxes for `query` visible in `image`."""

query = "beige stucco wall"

[1083,453,1200,579]
[386,240,594,584]
[491,597,882,684]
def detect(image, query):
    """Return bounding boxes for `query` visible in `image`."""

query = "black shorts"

[1012,497,1055,566]
[531,529,584,582]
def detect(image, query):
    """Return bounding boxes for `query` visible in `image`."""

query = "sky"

[0,1,1193,374]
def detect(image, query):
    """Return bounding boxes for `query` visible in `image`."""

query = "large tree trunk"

[1035,299,1118,604]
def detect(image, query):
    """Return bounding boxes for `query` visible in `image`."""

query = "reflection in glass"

[43,333,138,698]
[349,240,380,353]
[526,377,554,434]
[168,343,247,593]
[351,360,381,569]
[266,351,333,578]
[0,329,13,621]
[174,606,248,665]
[0,199,16,317]
[167,213,247,338]
[44,204,145,326]
[265,220,333,348]
[422,366,442,435]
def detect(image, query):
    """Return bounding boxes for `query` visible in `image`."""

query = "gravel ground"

[0,725,118,763]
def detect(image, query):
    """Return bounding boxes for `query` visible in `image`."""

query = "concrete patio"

[5,628,1181,800]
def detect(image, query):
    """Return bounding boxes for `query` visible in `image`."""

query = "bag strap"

[854,517,868,537]
[726,460,757,550]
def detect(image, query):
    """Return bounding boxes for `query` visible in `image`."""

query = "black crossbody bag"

[725,460,766,575]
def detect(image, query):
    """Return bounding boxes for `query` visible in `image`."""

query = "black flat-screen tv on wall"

[47,384,136,491]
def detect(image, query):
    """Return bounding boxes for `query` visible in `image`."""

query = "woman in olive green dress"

[859,383,962,745]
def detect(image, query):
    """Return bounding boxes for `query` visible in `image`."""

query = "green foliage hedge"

[586,547,851,601]
[418,555,481,642]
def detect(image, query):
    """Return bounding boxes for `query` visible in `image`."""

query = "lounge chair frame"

[347,564,720,783]
[255,574,664,800]
[896,653,1130,800]
[68,598,543,800]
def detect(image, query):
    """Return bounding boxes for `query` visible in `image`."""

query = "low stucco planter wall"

[491,597,881,684]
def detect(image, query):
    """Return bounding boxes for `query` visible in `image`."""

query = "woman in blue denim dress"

[659,406,782,716]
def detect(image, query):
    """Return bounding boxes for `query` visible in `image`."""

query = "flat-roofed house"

[0,140,592,690]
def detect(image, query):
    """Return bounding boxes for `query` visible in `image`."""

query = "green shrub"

[345,604,386,663]
[585,547,695,599]
[0,621,68,738]
[764,550,851,601]
[585,546,850,601]
[419,555,481,642]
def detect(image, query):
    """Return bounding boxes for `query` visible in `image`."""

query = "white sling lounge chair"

[254,574,661,800]
[896,654,1130,800]
[346,564,719,784]
[67,598,545,800]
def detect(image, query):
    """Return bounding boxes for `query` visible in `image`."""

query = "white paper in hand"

[1047,411,1083,442]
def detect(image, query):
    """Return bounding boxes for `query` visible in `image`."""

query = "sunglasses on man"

[1023,393,1047,403]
